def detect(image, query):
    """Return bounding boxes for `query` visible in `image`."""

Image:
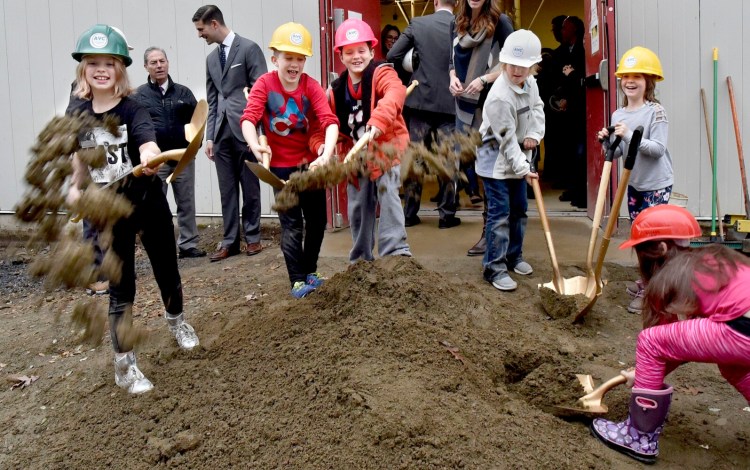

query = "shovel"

[555,373,628,415]
[574,127,643,322]
[561,133,622,321]
[539,134,621,299]
[529,149,564,293]
[70,148,186,223]
[167,99,208,184]
[245,130,287,190]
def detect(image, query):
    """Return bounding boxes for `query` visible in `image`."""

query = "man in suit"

[192,5,268,261]
[134,47,206,259]
[387,0,459,229]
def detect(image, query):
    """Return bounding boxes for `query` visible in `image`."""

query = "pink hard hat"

[334,18,378,53]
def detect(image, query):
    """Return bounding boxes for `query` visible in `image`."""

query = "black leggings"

[108,177,182,350]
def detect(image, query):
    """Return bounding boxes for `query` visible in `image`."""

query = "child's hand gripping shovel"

[574,126,643,322]
[245,128,286,190]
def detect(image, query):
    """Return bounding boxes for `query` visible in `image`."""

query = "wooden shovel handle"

[595,127,643,280]
[532,178,564,293]
[258,134,271,169]
[343,130,373,163]
[727,77,750,219]
[580,374,628,403]
[406,80,419,95]
[132,149,184,177]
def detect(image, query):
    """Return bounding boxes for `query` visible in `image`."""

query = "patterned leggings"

[634,318,750,401]
[627,185,672,220]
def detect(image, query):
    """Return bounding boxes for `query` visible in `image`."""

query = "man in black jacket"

[134,47,206,258]
[388,0,459,229]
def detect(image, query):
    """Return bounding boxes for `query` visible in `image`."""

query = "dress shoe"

[245,242,262,256]
[469,194,483,205]
[439,216,461,229]
[179,247,207,259]
[209,247,233,262]
[404,215,421,227]
[467,234,486,256]
[558,190,572,202]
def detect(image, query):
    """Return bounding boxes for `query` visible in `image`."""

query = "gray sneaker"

[166,312,200,350]
[114,351,153,394]
[491,275,518,291]
[627,293,644,314]
[513,261,533,276]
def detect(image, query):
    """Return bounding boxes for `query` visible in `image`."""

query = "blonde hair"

[73,55,132,100]
[501,62,540,76]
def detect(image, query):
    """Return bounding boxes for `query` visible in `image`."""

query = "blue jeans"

[481,177,528,282]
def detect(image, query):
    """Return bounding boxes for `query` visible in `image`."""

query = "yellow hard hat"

[269,22,313,57]
[616,46,664,81]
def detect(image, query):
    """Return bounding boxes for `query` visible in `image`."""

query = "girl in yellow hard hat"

[597,46,673,314]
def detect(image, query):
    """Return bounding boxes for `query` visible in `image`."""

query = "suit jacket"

[387,9,455,115]
[206,34,267,143]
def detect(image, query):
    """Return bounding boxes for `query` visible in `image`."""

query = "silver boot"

[166,312,200,350]
[114,351,154,394]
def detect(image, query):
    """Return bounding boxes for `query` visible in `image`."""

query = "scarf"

[453,27,501,128]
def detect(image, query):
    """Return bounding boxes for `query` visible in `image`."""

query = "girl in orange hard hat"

[590,205,750,464]
[597,46,674,314]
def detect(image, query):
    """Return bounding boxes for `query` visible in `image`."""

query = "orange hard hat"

[619,205,701,249]
[334,18,378,53]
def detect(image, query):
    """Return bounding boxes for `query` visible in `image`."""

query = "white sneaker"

[166,313,200,350]
[114,351,153,394]
[513,261,533,276]
[491,275,518,291]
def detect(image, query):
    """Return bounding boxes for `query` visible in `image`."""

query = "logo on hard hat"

[624,55,637,68]
[290,32,303,45]
[345,29,360,41]
[512,46,524,57]
[89,33,109,49]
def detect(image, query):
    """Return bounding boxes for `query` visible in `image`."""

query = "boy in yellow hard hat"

[240,22,339,298]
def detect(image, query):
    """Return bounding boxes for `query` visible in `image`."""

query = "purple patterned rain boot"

[590,386,673,465]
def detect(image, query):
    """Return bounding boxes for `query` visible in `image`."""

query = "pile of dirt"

[1,228,749,469]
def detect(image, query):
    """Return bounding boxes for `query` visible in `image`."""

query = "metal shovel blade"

[167,100,208,184]
[554,373,627,415]
[245,161,286,190]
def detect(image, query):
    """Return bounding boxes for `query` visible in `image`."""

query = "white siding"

[0,0,321,218]
[616,0,750,218]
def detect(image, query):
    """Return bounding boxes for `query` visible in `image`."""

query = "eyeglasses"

[386,35,398,41]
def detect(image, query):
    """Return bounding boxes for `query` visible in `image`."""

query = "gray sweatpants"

[347,165,411,262]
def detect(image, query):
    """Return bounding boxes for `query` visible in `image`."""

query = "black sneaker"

[439,217,461,229]
[179,247,207,259]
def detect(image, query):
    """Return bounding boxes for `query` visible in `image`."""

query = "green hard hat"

[72,24,132,66]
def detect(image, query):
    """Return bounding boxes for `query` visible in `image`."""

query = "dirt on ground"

[0,223,748,469]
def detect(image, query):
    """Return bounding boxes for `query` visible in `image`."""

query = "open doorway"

[378,0,598,217]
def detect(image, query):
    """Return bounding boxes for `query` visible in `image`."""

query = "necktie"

[219,44,227,70]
